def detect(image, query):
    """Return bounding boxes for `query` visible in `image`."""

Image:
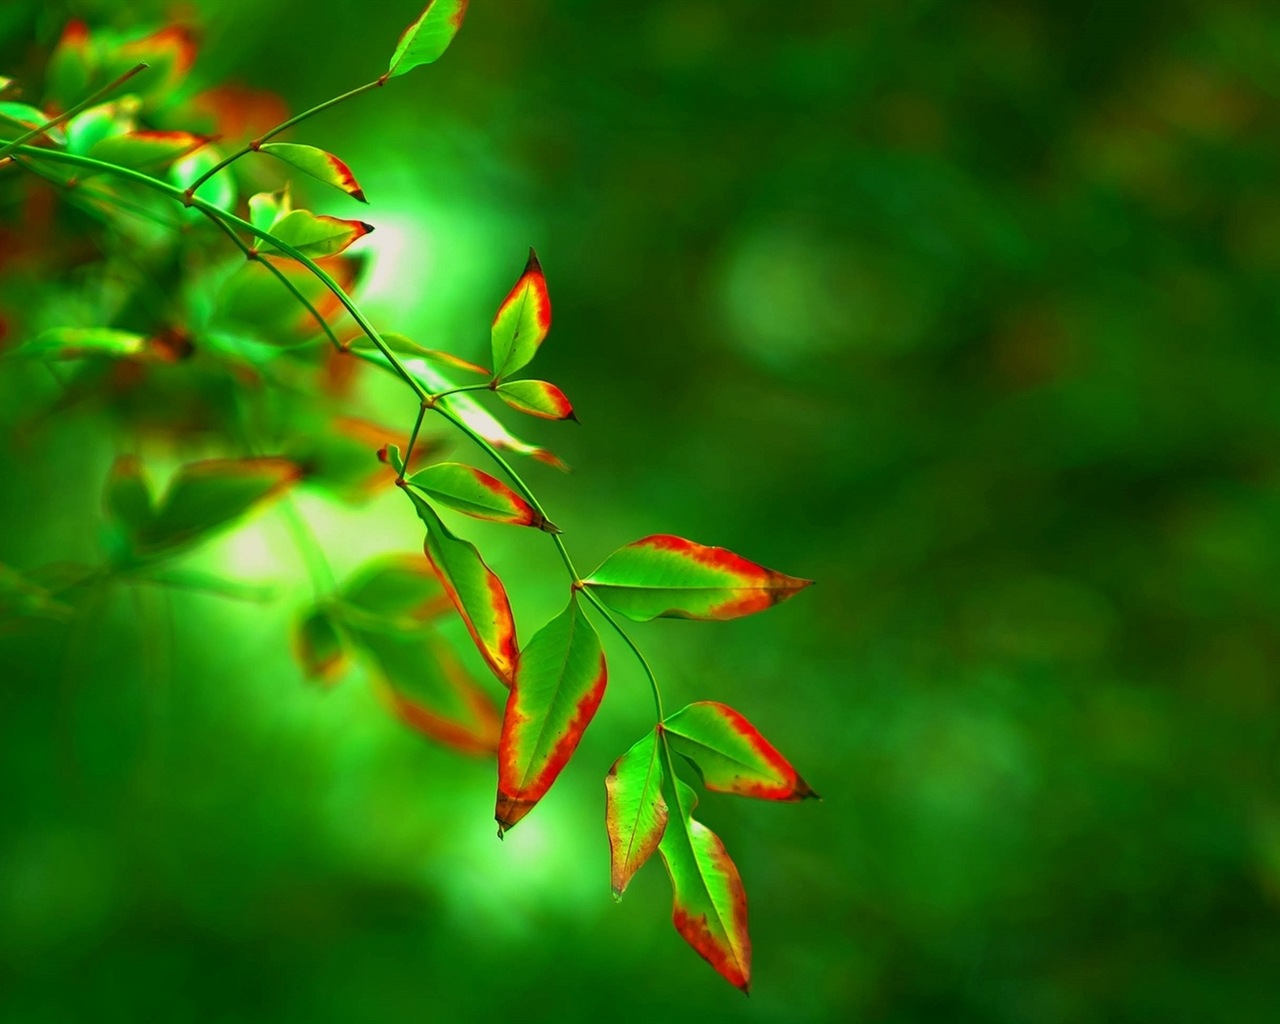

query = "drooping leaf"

[605,729,668,898]
[406,489,518,686]
[263,208,373,259]
[171,145,237,215]
[9,327,146,361]
[663,701,817,801]
[338,552,451,629]
[584,535,813,622]
[293,606,349,685]
[386,0,469,79]
[103,455,153,536]
[490,249,551,382]
[258,142,367,203]
[350,332,489,375]
[659,777,752,993]
[139,457,301,555]
[496,379,576,421]
[88,131,209,169]
[496,594,606,835]
[407,462,554,531]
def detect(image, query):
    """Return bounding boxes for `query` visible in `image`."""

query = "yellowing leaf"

[605,729,668,897]
[490,249,551,381]
[496,379,576,421]
[264,209,373,259]
[259,142,367,203]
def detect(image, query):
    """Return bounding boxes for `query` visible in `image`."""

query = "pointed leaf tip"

[259,142,368,203]
[496,380,574,421]
[606,729,668,897]
[490,250,551,382]
[387,0,469,78]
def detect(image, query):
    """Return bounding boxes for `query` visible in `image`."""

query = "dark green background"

[3,1,1279,1021]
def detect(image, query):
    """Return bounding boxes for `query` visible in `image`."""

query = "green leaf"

[664,701,817,801]
[585,535,813,622]
[293,606,349,685]
[605,729,668,898]
[103,455,153,537]
[496,594,607,835]
[496,379,576,421]
[139,457,301,555]
[406,490,519,686]
[65,98,138,155]
[0,101,67,145]
[259,142,367,203]
[9,327,146,361]
[659,776,752,993]
[248,187,289,234]
[351,332,490,375]
[263,208,373,259]
[407,462,555,531]
[386,0,469,78]
[490,249,551,382]
[43,21,94,111]
[378,443,405,477]
[171,145,237,216]
[337,553,450,630]
[88,131,209,170]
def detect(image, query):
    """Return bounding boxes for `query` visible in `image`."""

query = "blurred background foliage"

[3,0,1280,1021]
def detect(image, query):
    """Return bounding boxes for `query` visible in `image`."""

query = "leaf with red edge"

[386,0,469,78]
[293,606,349,686]
[111,25,197,102]
[663,701,817,801]
[659,776,752,993]
[88,131,209,169]
[497,380,576,422]
[605,729,668,898]
[264,209,373,259]
[259,142,368,204]
[496,593,606,835]
[44,21,94,110]
[584,535,813,622]
[490,249,551,382]
[406,489,518,687]
[408,462,555,531]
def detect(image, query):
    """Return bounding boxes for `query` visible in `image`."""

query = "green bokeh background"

[3,1,1280,1021]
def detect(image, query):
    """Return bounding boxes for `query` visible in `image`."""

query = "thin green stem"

[400,401,428,481]
[579,588,666,723]
[0,61,149,161]
[184,78,384,199]
[433,383,495,400]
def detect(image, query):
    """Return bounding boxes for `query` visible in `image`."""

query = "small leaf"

[663,702,817,801]
[140,457,301,555]
[338,553,450,629]
[386,0,469,79]
[490,249,551,381]
[659,776,752,993]
[264,209,373,259]
[496,379,576,421]
[88,131,209,169]
[259,142,367,203]
[407,462,553,530]
[406,490,519,686]
[496,594,606,835]
[104,455,153,536]
[585,535,813,622]
[248,187,289,234]
[606,729,668,897]
[9,327,146,360]
[293,607,349,685]
[378,443,405,476]
[171,145,237,215]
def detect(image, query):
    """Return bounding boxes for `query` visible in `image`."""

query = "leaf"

[351,332,490,375]
[44,21,94,110]
[496,594,606,835]
[407,462,554,531]
[9,327,146,360]
[338,553,451,629]
[110,25,197,103]
[406,490,518,686]
[605,729,668,897]
[490,249,551,381]
[103,455,153,536]
[663,702,817,801]
[171,145,237,216]
[263,209,373,259]
[293,606,349,685]
[88,131,209,169]
[140,457,301,555]
[584,535,813,622]
[248,187,289,234]
[258,142,367,203]
[65,98,138,155]
[496,380,576,421]
[0,101,67,145]
[659,777,752,993]
[386,0,470,79]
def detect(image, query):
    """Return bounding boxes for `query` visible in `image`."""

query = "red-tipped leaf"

[584,535,813,621]
[663,701,817,801]
[386,0,469,78]
[490,249,551,381]
[496,594,606,835]
[497,380,576,421]
[606,729,668,897]
[259,142,367,203]
[407,462,554,531]
[406,490,518,687]
[264,209,373,259]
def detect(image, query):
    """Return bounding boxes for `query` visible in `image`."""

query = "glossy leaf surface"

[584,535,813,621]
[605,729,668,897]
[259,142,367,203]
[406,490,518,686]
[664,701,817,801]
[408,462,551,530]
[496,380,575,421]
[264,209,373,259]
[659,777,752,992]
[496,595,606,834]
[490,249,551,381]
[387,0,469,78]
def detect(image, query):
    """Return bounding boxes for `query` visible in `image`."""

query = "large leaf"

[496,594,606,835]
[407,462,554,531]
[264,209,373,259]
[490,249,551,381]
[496,379,576,421]
[663,701,817,801]
[659,777,752,993]
[584,535,813,621]
[605,729,668,897]
[386,0,469,79]
[259,142,367,203]
[406,490,518,686]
